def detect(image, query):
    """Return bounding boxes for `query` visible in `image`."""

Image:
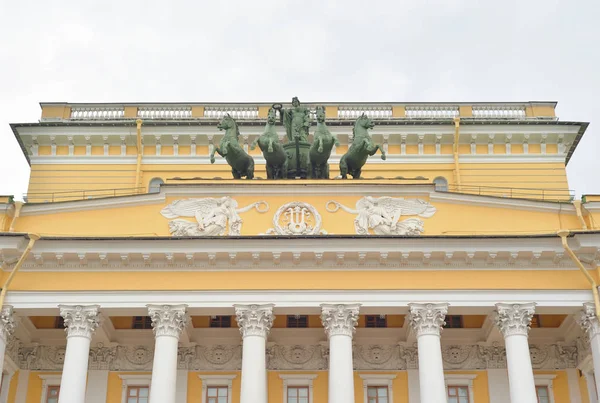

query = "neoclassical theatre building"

[1,100,600,403]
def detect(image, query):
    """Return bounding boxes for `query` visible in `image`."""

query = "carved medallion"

[263,201,327,235]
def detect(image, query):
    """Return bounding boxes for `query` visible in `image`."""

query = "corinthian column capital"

[578,302,600,340]
[147,304,188,338]
[408,303,448,337]
[320,303,360,338]
[494,302,536,338]
[234,304,275,338]
[0,306,16,342]
[59,304,100,339]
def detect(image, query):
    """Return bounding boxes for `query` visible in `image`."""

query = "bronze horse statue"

[251,108,288,179]
[339,114,386,179]
[210,114,255,179]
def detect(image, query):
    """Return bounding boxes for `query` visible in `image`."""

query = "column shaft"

[235,304,274,403]
[321,303,360,403]
[408,303,448,403]
[147,304,188,403]
[584,372,598,403]
[495,302,537,403]
[58,305,100,403]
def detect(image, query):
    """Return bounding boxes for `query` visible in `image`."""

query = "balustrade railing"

[203,106,259,119]
[337,106,393,119]
[70,107,125,120]
[138,106,192,119]
[472,105,526,119]
[406,105,460,119]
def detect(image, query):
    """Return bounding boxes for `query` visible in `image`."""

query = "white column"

[58,305,101,403]
[583,372,598,403]
[320,303,360,403]
[578,302,600,401]
[0,372,14,403]
[235,304,274,403]
[408,303,448,403]
[84,370,109,403]
[147,304,188,403]
[495,302,537,403]
[0,306,16,378]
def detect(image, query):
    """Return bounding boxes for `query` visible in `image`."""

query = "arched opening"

[433,176,448,192]
[148,177,164,194]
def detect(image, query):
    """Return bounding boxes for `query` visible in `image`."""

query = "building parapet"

[39,101,557,122]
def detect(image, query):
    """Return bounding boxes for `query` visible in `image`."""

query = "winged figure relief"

[160,197,268,236]
[326,196,436,236]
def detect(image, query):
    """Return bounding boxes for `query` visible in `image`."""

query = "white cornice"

[28,153,566,166]
[582,202,600,212]
[4,289,593,311]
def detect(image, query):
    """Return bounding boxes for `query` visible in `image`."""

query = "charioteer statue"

[272,97,311,178]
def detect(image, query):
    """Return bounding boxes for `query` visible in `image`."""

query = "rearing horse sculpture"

[309,105,340,179]
[251,108,287,179]
[339,114,386,179]
[210,114,255,179]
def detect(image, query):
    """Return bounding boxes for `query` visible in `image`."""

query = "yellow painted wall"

[106,372,151,403]
[462,315,487,328]
[535,370,570,402]
[7,370,19,403]
[25,372,62,403]
[192,372,241,403]
[29,316,58,329]
[354,372,409,403]
[4,269,594,292]
[268,371,328,403]
[444,370,489,403]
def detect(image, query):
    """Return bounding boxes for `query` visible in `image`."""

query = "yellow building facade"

[0,101,599,403]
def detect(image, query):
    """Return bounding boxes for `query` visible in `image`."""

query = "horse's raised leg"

[210,146,223,164]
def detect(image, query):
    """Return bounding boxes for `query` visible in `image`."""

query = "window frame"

[119,374,151,403]
[286,315,309,328]
[209,315,232,328]
[534,374,556,403]
[126,385,150,403]
[148,177,164,194]
[365,315,387,328]
[198,374,237,403]
[444,373,476,403]
[38,374,61,403]
[433,176,448,192]
[132,316,153,330]
[279,374,318,403]
[359,374,396,403]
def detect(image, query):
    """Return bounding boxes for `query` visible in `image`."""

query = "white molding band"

[198,374,237,403]
[279,374,317,403]
[359,374,396,403]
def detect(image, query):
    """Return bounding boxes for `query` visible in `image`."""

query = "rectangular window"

[365,315,387,328]
[132,316,153,329]
[447,385,469,403]
[367,386,388,403]
[210,316,232,328]
[47,386,60,403]
[445,315,464,329]
[287,315,308,328]
[127,386,149,403]
[207,386,228,403]
[536,385,550,403]
[288,386,309,403]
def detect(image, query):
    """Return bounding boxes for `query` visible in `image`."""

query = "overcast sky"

[0,0,598,199]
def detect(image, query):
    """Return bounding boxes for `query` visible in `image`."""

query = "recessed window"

[531,314,541,328]
[54,316,66,329]
[433,176,448,192]
[132,316,153,330]
[210,316,232,328]
[207,386,228,403]
[447,385,469,403]
[288,386,309,403]
[148,177,164,194]
[367,386,388,403]
[535,385,550,403]
[366,315,387,328]
[445,315,464,329]
[287,315,308,328]
[46,386,60,403]
[127,386,149,403]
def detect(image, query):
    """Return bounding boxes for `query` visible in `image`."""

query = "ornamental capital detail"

[408,303,448,337]
[234,304,275,338]
[320,303,360,338]
[578,302,600,340]
[59,305,100,339]
[147,304,188,338]
[0,305,16,341]
[494,302,536,338]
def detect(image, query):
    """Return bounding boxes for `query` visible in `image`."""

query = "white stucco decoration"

[326,196,436,235]
[161,197,268,236]
[263,201,327,235]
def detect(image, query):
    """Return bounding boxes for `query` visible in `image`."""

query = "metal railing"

[443,184,575,202]
[24,187,146,203]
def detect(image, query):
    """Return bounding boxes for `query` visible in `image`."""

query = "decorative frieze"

[321,304,360,338]
[59,305,100,339]
[262,202,327,235]
[267,343,328,370]
[0,306,16,342]
[494,303,536,337]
